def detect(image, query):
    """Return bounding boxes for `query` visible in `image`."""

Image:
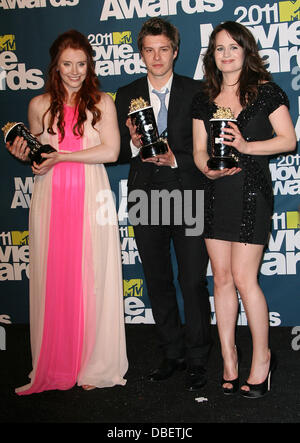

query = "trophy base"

[29,145,57,165]
[207,157,238,170]
[140,139,168,160]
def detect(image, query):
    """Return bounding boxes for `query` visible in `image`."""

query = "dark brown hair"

[137,18,180,53]
[202,21,271,107]
[43,29,101,141]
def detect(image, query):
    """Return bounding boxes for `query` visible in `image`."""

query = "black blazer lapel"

[133,76,150,104]
[167,74,185,146]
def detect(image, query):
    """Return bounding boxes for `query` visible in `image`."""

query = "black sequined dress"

[192,82,289,245]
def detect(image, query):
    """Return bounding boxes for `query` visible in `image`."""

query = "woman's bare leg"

[231,242,270,390]
[205,239,239,388]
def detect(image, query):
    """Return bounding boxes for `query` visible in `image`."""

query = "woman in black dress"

[192,21,296,398]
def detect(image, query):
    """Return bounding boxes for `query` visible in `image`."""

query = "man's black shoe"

[185,365,207,391]
[146,358,186,382]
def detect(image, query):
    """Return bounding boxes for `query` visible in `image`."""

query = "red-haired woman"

[7,30,128,395]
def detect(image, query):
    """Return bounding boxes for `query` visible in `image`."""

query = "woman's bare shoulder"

[29,93,51,113]
[28,93,51,131]
[96,91,116,111]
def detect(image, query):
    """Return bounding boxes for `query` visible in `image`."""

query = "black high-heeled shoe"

[221,376,239,395]
[221,347,240,395]
[240,352,276,399]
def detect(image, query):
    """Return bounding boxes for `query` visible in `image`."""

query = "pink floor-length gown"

[16,105,128,395]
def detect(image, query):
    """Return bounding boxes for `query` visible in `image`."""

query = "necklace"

[223,80,239,87]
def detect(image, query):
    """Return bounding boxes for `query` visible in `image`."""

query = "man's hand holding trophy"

[128,97,168,160]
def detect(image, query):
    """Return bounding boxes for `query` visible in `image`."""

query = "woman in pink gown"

[7,30,128,395]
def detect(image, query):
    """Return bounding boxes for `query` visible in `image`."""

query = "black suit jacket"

[115,73,206,192]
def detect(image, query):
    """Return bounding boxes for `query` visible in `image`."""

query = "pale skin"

[6,47,121,391]
[6,48,120,177]
[193,30,296,391]
[126,34,178,167]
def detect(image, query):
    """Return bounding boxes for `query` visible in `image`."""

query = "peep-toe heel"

[221,376,239,395]
[221,347,240,395]
[240,352,276,399]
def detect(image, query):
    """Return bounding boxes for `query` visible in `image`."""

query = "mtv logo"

[127,225,135,237]
[0,35,16,52]
[11,231,29,245]
[107,92,116,101]
[113,31,132,45]
[286,211,300,229]
[123,279,144,297]
[279,0,300,21]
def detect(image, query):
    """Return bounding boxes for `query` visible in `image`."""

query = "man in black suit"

[115,18,211,390]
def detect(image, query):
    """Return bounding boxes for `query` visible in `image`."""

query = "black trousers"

[131,184,212,367]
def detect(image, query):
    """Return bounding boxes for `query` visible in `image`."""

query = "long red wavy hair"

[42,29,101,141]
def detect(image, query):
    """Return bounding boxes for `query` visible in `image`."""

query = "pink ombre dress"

[16,105,128,395]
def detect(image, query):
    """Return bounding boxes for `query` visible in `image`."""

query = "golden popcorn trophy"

[128,97,168,159]
[208,107,238,170]
[2,122,56,165]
